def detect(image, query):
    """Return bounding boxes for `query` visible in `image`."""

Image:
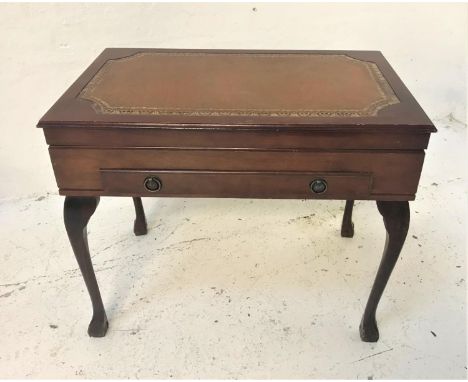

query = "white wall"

[0,3,466,199]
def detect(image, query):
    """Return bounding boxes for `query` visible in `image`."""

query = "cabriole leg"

[132,197,147,236]
[64,196,108,337]
[341,200,355,238]
[360,201,410,342]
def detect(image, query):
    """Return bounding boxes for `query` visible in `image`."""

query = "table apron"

[49,147,425,200]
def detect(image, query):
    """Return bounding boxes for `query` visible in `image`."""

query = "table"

[38,49,436,341]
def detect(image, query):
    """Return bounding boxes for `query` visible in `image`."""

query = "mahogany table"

[38,48,436,341]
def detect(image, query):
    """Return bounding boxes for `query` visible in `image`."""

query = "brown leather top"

[38,48,435,132]
[79,52,398,118]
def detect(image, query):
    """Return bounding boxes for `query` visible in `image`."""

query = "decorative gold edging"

[79,52,400,118]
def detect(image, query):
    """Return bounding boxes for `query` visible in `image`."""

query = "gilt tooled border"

[79,52,400,118]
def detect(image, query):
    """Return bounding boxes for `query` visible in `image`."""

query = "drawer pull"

[144,176,162,192]
[310,178,327,194]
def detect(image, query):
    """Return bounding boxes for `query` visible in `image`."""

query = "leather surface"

[79,52,399,118]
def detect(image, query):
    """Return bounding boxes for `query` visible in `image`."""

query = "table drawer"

[100,170,372,199]
[49,147,424,199]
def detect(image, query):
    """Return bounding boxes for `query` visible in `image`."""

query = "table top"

[38,48,435,133]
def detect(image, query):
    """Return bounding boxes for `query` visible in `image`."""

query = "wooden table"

[38,48,436,341]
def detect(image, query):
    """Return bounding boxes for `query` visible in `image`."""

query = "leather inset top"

[79,52,399,118]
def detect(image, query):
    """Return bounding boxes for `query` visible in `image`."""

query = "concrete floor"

[0,118,466,379]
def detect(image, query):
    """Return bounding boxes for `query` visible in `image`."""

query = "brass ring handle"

[144,176,162,192]
[309,179,327,194]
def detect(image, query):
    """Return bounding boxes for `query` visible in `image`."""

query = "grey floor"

[0,118,466,379]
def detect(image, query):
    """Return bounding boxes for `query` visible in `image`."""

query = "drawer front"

[100,170,372,199]
[49,148,425,200]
